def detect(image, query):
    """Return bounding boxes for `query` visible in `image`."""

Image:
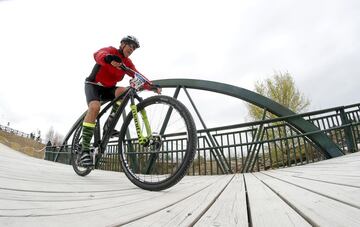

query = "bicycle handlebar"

[121,64,161,93]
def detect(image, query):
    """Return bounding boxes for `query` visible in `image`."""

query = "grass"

[0,130,46,159]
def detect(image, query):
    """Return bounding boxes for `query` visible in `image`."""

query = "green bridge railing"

[45,102,360,175]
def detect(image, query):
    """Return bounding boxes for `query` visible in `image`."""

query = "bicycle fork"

[130,94,159,174]
[130,95,152,146]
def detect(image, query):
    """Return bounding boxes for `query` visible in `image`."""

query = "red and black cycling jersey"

[86,46,138,87]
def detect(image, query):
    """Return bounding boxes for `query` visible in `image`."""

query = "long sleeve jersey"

[86,46,138,87]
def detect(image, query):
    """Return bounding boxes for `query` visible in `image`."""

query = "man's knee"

[115,87,126,97]
[88,101,100,114]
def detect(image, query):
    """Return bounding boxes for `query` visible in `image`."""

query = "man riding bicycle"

[80,35,159,167]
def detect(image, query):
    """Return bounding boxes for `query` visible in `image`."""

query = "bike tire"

[70,123,92,176]
[118,95,197,191]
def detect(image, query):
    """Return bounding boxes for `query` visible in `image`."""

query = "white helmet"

[121,35,140,48]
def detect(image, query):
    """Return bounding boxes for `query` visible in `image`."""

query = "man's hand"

[104,55,123,68]
[155,86,162,94]
[152,84,162,94]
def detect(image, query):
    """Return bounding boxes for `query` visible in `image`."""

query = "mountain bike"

[70,67,197,191]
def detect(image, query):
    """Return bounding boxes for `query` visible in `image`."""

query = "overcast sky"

[0,0,359,139]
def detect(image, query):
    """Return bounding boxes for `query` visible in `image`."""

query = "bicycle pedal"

[78,162,94,168]
[110,130,120,137]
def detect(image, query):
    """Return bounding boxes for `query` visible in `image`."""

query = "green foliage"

[246,71,313,169]
[247,71,310,121]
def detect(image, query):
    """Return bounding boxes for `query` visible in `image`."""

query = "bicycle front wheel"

[118,95,197,191]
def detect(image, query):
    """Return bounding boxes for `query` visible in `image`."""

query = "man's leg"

[111,87,127,114]
[103,87,127,134]
[80,101,100,166]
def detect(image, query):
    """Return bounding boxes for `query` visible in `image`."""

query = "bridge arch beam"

[154,78,343,158]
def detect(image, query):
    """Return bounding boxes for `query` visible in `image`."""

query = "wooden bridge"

[0,143,359,227]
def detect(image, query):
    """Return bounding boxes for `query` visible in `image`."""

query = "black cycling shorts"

[84,83,116,104]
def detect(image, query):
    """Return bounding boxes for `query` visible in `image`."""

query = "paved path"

[0,143,359,227]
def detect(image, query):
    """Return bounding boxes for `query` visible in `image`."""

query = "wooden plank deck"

[0,143,360,227]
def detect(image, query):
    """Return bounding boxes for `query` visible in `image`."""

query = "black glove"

[104,55,122,64]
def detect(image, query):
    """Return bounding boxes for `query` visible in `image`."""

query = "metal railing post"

[339,108,356,153]
[182,87,232,174]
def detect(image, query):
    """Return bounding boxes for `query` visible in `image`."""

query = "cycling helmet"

[121,35,140,48]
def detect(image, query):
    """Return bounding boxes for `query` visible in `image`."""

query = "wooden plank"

[120,175,234,226]
[264,171,360,209]
[0,172,221,215]
[279,174,360,187]
[194,174,248,227]
[273,152,360,188]
[0,161,133,192]
[244,173,311,227]
[286,152,360,169]
[254,172,360,227]
[0,176,228,227]
[285,163,360,172]
[278,153,360,175]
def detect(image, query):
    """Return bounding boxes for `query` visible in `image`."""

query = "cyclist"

[80,35,158,167]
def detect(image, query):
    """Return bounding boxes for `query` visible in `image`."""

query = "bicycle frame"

[92,86,152,167]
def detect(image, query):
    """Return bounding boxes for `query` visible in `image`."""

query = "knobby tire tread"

[71,123,92,177]
[118,95,197,191]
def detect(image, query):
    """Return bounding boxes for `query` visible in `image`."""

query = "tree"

[45,126,55,144]
[45,127,64,146]
[246,71,311,168]
[36,130,42,142]
[247,71,310,121]
[52,132,64,146]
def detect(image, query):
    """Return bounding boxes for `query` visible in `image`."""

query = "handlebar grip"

[120,64,129,71]
[149,84,161,92]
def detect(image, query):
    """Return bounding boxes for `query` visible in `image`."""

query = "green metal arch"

[153,78,343,158]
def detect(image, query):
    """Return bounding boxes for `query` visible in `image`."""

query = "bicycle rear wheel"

[118,95,197,191]
[70,123,92,176]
